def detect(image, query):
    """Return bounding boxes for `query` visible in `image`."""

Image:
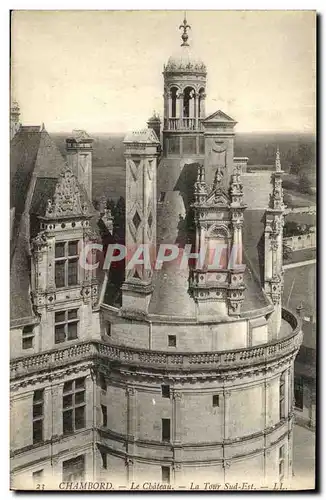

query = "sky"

[11,10,316,134]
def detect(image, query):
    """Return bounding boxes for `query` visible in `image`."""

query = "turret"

[162,16,207,156]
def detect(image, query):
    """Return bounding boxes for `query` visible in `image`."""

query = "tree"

[298,174,312,195]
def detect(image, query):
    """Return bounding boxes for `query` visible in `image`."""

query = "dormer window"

[55,241,79,288]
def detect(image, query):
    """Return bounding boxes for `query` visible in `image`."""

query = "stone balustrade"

[165,118,204,131]
[283,231,316,251]
[11,309,302,380]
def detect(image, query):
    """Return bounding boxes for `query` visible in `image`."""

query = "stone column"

[285,368,290,418]
[194,93,198,129]
[179,92,184,119]
[172,391,183,467]
[201,94,206,119]
[168,92,172,121]
[172,391,182,443]
[232,222,242,266]
[85,374,95,431]
[43,385,53,442]
[173,462,182,486]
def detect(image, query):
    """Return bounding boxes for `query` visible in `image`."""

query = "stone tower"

[99,16,302,487]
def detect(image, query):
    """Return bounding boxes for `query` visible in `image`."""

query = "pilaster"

[126,386,137,482]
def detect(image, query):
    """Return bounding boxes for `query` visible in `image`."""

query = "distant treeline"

[52,131,316,173]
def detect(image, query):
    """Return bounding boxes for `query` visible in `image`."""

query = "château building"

[10,17,302,489]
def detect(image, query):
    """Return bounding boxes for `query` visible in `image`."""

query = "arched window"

[183,87,196,118]
[198,87,205,118]
[170,87,178,118]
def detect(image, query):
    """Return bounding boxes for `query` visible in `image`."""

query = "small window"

[105,322,111,337]
[162,385,170,398]
[101,405,107,427]
[33,390,44,444]
[159,192,166,202]
[100,451,107,469]
[22,325,34,350]
[168,335,176,347]
[162,418,171,442]
[212,395,220,407]
[162,466,170,484]
[279,445,285,481]
[62,455,85,482]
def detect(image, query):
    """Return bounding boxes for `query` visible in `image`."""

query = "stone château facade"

[10,17,302,490]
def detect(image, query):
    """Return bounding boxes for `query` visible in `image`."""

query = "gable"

[205,189,229,206]
[45,168,88,219]
[203,109,237,124]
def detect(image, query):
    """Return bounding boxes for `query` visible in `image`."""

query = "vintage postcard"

[10,10,316,491]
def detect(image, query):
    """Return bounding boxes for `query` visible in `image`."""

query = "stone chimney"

[147,112,161,143]
[66,130,93,202]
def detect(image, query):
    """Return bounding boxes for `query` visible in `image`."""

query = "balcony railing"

[165,118,204,131]
[10,309,302,380]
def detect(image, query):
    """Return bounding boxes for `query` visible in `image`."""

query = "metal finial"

[179,15,191,46]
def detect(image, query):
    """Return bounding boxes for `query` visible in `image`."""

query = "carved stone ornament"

[212,140,227,154]
[270,237,279,251]
[45,167,87,218]
[31,231,48,253]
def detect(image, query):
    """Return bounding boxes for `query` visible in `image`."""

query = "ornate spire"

[194,164,207,203]
[275,146,281,172]
[212,166,224,191]
[179,14,191,47]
